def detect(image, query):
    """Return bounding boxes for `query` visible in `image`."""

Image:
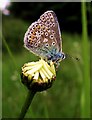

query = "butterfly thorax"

[47,51,65,62]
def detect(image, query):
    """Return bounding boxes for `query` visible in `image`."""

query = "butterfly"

[24,10,66,65]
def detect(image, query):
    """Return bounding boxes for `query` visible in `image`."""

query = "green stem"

[81,1,90,118]
[2,35,17,70]
[18,90,36,119]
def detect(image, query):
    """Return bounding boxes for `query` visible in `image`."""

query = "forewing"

[24,10,62,59]
[39,10,62,52]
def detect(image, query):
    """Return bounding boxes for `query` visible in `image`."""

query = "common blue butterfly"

[24,10,66,64]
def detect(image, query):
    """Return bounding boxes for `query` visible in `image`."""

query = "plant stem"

[2,35,17,70]
[18,90,36,119]
[81,1,90,118]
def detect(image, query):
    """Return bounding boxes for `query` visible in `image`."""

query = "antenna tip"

[75,57,80,61]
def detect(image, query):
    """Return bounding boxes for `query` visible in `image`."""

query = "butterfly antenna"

[65,53,80,61]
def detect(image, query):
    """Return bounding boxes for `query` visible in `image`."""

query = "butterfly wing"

[24,10,62,60]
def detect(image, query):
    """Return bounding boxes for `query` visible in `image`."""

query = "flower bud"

[21,59,56,92]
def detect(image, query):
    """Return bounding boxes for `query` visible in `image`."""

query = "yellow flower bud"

[21,59,56,92]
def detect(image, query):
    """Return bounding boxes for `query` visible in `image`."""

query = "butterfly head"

[61,52,66,60]
[47,51,66,63]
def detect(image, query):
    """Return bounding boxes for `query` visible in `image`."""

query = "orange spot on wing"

[37,25,40,29]
[31,34,35,39]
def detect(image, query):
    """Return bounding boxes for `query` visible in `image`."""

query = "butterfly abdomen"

[47,52,63,62]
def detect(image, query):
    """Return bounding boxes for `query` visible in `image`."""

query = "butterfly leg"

[56,62,60,70]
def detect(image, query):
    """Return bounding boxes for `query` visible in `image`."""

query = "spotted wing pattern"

[24,10,62,59]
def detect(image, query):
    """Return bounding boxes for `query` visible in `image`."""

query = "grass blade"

[81,1,90,118]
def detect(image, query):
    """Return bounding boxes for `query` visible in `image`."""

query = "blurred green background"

[2,2,91,118]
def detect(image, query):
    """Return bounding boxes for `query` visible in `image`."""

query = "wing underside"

[24,10,62,59]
